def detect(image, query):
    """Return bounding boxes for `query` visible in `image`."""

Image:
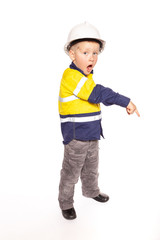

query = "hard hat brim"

[64,38,106,55]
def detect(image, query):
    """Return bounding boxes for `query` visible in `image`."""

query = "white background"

[0,0,160,239]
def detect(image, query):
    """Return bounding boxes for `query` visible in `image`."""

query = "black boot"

[93,193,109,202]
[62,207,77,220]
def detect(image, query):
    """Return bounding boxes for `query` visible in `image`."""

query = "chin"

[85,72,90,75]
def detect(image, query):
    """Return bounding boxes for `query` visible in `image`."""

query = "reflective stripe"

[60,114,102,123]
[59,95,79,102]
[73,76,88,96]
[59,76,87,103]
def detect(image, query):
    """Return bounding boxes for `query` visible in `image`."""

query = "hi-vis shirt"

[58,62,130,144]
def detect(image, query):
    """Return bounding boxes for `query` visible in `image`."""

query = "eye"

[83,52,88,55]
[93,52,98,55]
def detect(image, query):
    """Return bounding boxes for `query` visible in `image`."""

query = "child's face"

[69,41,100,76]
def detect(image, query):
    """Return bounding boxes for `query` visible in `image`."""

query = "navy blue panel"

[61,119,103,144]
[61,122,74,144]
[88,84,130,107]
[70,62,93,76]
[75,121,101,140]
[60,111,101,119]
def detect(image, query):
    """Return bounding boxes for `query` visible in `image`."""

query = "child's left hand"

[126,101,140,117]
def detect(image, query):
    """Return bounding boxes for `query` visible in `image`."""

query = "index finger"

[135,109,140,117]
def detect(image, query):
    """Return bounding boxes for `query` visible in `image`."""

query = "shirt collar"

[69,62,93,76]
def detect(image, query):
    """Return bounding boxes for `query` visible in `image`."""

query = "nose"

[89,54,94,61]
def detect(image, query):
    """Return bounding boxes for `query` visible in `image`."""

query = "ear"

[69,49,75,61]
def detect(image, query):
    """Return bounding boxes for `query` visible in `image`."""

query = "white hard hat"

[64,22,106,55]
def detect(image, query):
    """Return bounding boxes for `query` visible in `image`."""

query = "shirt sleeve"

[61,69,96,101]
[75,76,96,100]
[88,84,130,107]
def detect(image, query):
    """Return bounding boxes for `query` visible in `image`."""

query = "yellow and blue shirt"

[59,62,130,144]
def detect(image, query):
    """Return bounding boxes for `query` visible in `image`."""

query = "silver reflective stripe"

[59,95,79,102]
[59,76,87,103]
[60,114,102,123]
[73,76,88,96]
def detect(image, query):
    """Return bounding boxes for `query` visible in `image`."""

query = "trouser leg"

[58,140,88,210]
[81,140,100,198]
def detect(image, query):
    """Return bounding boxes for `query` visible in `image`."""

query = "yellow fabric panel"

[59,68,83,98]
[58,68,101,115]
[77,77,96,100]
[59,98,100,115]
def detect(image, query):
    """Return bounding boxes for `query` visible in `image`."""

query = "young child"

[58,22,140,220]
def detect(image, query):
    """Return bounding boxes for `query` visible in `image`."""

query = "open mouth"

[87,64,93,72]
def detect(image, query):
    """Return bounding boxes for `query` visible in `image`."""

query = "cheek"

[78,56,86,66]
[94,56,98,64]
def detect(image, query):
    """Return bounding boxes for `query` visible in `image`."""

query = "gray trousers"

[58,139,100,210]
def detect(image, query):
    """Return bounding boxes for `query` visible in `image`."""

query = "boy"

[58,22,140,220]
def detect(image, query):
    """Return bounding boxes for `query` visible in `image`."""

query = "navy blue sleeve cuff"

[115,94,130,107]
